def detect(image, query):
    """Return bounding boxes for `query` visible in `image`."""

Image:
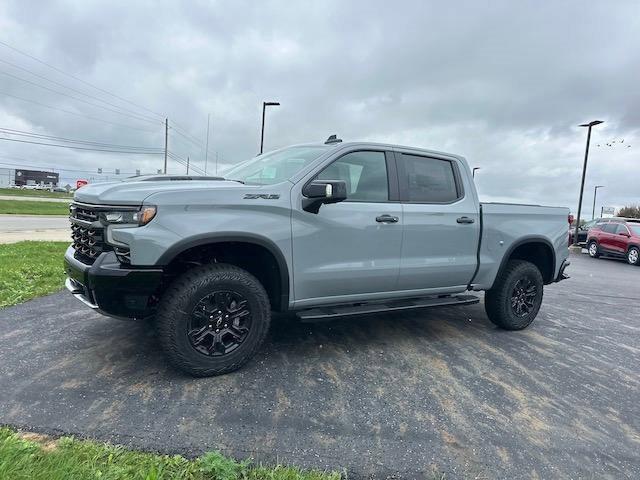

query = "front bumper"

[64,246,163,319]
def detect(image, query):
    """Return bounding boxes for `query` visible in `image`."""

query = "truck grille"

[70,224,104,261]
[69,203,108,264]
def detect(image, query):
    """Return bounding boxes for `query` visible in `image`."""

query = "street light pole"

[472,167,480,178]
[260,101,280,154]
[592,185,604,220]
[573,120,603,247]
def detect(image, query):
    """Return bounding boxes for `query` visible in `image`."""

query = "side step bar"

[298,294,480,321]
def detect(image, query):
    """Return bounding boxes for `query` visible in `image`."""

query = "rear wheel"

[156,264,271,377]
[628,246,640,266]
[485,260,544,330]
[588,240,600,258]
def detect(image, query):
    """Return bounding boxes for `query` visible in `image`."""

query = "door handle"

[376,214,399,223]
[456,216,475,224]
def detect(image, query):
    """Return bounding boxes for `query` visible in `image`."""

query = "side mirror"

[302,180,347,213]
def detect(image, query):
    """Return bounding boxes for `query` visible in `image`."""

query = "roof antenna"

[325,134,342,144]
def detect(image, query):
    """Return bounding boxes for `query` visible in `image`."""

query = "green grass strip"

[0,241,69,308]
[0,427,341,480]
[0,187,72,198]
[0,199,70,215]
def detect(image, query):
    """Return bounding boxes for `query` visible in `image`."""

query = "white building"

[0,168,14,187]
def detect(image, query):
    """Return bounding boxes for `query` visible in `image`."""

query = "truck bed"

[471,202,570,289]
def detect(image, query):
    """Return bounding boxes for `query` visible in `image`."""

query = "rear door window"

[398,154,461,203]
[615,224,630,235]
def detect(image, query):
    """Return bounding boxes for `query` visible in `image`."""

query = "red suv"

[587,219,640,265]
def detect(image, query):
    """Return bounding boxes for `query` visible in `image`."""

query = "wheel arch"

[492,236,556,288]
[157,233,290,311]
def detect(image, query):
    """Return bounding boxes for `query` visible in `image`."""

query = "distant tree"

[617,205,640,218]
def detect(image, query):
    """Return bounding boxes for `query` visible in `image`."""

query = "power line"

[0,39,165,120]
[170,121,205,144]
[169,126,218,160]
[0,136,164,154]
[0,69,161,125]
[168,151,206,174]
[0,58,162,123]
[0,89,160,132]
[0,126,161,151]
[170,126,205,149]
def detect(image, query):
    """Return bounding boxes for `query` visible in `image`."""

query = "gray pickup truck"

[65,136,570,376]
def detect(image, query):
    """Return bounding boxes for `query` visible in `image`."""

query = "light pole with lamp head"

[260,101,280,154]
[592,185,604,220]
[472,167,480,178]
[573,120,603,248]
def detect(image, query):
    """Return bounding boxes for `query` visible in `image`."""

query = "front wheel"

[156,264,271,377]
[587,240,600,258]
[628,246,640,266]
[484,260,544,330]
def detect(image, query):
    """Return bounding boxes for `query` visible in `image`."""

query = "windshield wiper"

[223,178,245,184]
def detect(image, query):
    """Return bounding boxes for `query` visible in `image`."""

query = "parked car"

[569,218,607,245]
[64,138,570,376]
[569,218,608,245]
[587,219,640,265]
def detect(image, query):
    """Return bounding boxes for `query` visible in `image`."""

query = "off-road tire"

[627,246,640,266]
[484,259,544,330]
[587,240,600,258]
[156,263,271,377]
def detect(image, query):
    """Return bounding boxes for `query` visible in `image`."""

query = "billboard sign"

[601,206,615,216]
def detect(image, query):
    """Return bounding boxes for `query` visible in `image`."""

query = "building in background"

[14,169,59,187]
[0,168,13,187]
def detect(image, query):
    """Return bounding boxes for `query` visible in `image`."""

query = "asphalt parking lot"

[0,251,638,479]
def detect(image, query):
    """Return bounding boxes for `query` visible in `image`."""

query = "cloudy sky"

[0,0,638,213]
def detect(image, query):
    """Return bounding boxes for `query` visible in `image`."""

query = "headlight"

[102,206,156,226]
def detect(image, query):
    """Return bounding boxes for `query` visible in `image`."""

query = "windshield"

[629,224,640,236]
[224,145,330,185]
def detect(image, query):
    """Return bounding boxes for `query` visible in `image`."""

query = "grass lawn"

[0,187,72,199]
[0,427,341,480]
[0,241,68,308]
[0,199,70,215]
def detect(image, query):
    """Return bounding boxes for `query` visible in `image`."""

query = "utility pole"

[164,118,169,174]
[260,101,280,154]
[215,151,218,175]
[573,120,603,247]
[592,185,604,219]
[186,156,190,174]
[204,113,210,174]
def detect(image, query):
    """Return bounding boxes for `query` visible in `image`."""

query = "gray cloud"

[0,0,638,212]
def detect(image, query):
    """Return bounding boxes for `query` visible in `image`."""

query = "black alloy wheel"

[484,259,544,330]
[188,291,252,356]
[510,277,538,317]
[156,263,271,377]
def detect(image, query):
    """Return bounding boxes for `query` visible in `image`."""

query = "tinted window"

[401,154,459,202]
[583,219,598,229]
[615,224,630,234]
[602,223,618,233]
[317,151,388,202]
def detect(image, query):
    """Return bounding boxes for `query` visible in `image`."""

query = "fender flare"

[156,232,290,311]
[491,235,556,288]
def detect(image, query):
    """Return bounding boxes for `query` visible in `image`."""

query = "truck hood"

[74,178,246,205]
